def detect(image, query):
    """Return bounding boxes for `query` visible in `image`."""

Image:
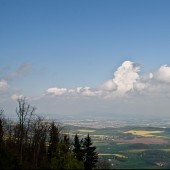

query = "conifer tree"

[73,134,84,161]
[48,122,60,162]
[83,134,98,170]
[0,109,4,145]
[0,119,3,145]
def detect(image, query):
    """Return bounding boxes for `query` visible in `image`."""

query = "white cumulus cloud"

[113,61,140,94]
[45,61,170,99]
[132,64,170,96]
[45,61,141,98]
[80,87,102,97]
[46,86,102,97]
[100,80,117,91]
[46,88,67,96]
[154,65,170,83]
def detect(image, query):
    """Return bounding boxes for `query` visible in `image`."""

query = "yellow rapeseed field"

[98,153,128,158]
[123,130,164,137]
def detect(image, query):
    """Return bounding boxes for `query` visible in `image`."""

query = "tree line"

[0,97,98,169]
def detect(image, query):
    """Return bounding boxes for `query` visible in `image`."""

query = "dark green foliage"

[0,109,4,145]
[128,143,149,149]
[0,119,3,145]
[95,158,112,169]
[0,113,86,169]
[48,122,60,162]
[142,150,170,164]
[73,133,98,169]
[73,134,84,161]
[83,134,98,170]
[0,99,98,169]
[50,133,84,169]
[51,153,84,169]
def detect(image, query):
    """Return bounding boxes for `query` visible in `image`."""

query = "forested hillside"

[0,97,98,169]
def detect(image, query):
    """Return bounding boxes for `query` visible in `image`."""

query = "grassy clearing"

[98,153,128,158]
[77,129,96,133]
[160,149,170,152]
[91,134,107,137]
[124,130,164,137]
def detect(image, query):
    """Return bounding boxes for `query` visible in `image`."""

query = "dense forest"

[0,97,98,169]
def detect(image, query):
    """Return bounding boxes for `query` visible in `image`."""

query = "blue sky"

[1,0,170,118]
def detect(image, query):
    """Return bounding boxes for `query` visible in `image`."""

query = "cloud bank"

[46,60,170,98]
[1,60,170,117]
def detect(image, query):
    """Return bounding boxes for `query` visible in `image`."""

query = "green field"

[65,125,170,169]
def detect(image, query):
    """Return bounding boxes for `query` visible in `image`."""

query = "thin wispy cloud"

[5,63,32,81]
[0,63,32,103]
[11,94,23,101]
[0,79,8,92]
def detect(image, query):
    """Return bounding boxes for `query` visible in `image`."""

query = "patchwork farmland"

[65,124,170,169]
